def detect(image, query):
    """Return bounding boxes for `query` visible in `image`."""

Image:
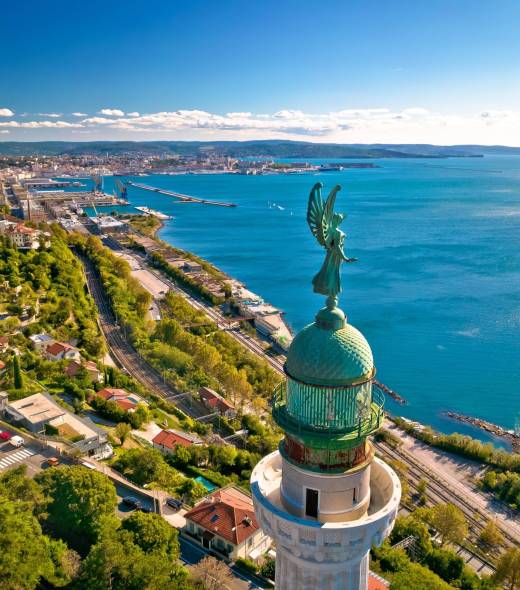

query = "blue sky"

[2,0,520,144]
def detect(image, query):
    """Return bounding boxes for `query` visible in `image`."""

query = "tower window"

[305,488,319,518]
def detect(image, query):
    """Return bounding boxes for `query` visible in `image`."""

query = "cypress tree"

[13,355,23,390]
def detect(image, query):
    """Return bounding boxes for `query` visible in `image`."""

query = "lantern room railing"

[272,380,384,445]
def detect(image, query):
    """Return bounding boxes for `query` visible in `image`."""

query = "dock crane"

[91,175,103,194]
[115,179,128,200]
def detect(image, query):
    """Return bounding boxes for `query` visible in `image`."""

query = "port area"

[134,206,172,220]
[127,181,238,207]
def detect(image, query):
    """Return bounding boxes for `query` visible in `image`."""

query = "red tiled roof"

[199,386,235,412]
[115,399,136,411]
[153,429,194,449]
[46,342,69,356]
[184,486,259,546]
[96,387,129,400]
[0,360,5,370]
[369,572,390,589]
[0,336,9,346]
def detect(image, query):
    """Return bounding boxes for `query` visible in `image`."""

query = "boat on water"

[134,206,172,220]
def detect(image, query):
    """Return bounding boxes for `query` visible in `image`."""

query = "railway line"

[375,440,519,549]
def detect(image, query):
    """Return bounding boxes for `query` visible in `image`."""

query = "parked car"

[122,496,142,510]
[138,504,153,514]
[9,435,24,448]
[45,457,59,467]
[0,431,12,441]
[166,497,182,511]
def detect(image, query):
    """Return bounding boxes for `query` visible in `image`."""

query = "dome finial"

[307,182,357,305]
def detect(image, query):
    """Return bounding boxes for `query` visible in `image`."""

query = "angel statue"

[307,182,357,306]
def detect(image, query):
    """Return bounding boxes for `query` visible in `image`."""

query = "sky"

[2,0,520,144]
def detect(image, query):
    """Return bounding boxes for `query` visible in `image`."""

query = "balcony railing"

[272,381,384,445]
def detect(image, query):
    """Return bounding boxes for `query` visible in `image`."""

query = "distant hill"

[1,140,520,158]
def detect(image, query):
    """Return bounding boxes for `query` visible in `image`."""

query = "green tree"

[391,563,454,590]
[12,354,23,389]
[77,527,191,590]
[178,479,207,503]
[0,497,54,590]
[494,548,520,590]
[190,556,233,590]
[424,548,464,583]
[121,511,180,557]
[429,503,468,546]
[36,466,118,549]
[260,556,275,580]
[479,519,504,549]
[115,422,132,444]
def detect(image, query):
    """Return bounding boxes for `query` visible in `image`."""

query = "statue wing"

[307,183,342,248]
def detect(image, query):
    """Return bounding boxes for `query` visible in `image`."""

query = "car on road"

[45,457,59,467]
[9,435,24,448]
[166,497,182,510]
[122,496,142,510]
[0,431,12,441]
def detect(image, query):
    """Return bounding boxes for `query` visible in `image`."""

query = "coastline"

[125,211,518,453]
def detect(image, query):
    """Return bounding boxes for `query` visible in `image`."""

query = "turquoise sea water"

[97,157,520,440]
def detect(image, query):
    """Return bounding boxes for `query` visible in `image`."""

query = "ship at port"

[134,206,172,220]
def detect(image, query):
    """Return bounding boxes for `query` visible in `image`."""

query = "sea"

[89,157,520,445]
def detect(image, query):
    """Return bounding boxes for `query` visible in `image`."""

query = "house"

[44,341,81,362]
[152,428,202,454]
[183,261,203,273]
[0,335,9,352]
[199,386,236,418]
[65,359,103,383]
[0,360,6,374]
[3,392,112,458]
[29,333,55,351]
[95,387,147,412]
[183,486,271,562]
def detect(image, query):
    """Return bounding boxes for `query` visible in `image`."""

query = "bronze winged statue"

[307,182,357,305]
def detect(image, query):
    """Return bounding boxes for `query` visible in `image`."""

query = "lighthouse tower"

[251,183,401,590]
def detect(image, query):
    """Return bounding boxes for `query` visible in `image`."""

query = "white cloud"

[0,108,14,117]
[5,106,520,144]
[0,120,83,129]
[38,113,62,118]
[0,130,9,134]
[99,108,125,116]
[72,112,87,117]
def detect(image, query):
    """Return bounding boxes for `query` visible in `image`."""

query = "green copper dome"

[285,306,374,388]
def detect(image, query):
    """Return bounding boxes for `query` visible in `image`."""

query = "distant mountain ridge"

[1,140,520,158]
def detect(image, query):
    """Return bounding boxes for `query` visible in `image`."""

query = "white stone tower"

[251,182,401,589]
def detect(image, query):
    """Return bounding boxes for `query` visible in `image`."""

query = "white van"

[10,435,24,448]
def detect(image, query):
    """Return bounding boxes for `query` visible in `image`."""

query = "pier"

[443,411,520,452]
[127,181,237,207]
[373,379,407,405]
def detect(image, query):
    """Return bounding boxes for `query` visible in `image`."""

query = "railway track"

[375,440,519,549]
[79,253,207,419]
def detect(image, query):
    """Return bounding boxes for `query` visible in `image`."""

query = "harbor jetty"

[443,411,520,452]
[128,181,237,207]
[134,206,172,220]
[373,379,407,405]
